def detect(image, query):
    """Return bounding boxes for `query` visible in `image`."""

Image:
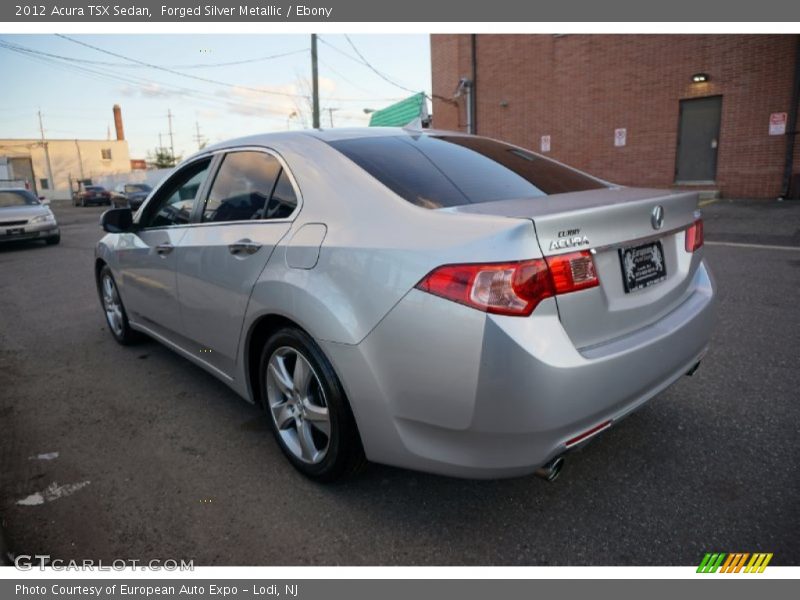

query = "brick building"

[430,35,799,199]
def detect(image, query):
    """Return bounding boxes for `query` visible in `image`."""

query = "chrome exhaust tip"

[535,455,565,482]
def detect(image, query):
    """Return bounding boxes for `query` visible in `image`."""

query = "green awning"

[368,92,429,127]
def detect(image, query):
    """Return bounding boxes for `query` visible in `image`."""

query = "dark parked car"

[74,184,111,207]
[111,183,152,210]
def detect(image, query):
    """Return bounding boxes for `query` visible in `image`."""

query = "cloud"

[119,83,178,98]
[197,108,220,120]
[215,76,341,124]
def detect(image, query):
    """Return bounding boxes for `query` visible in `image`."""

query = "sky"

[0,34,432,160]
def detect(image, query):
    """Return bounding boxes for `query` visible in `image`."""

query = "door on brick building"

[675,96,722,184]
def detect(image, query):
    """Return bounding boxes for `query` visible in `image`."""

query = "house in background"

[0,105,132,200]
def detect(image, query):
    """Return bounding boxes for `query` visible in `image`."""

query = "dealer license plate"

[618,240,667,293]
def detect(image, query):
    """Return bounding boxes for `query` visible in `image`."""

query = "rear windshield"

[328,135,607,209]
[0,190,38,207]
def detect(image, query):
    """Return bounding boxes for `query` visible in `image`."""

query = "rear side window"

[203,151,287,223]
[265,169,298,219]
[328,135,607,209]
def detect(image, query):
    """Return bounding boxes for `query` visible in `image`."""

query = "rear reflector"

[565,420,612,448]
[415,251,599,317]
[685,219,704,252]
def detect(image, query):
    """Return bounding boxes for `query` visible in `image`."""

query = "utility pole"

[327,107,339,128]
[311,34,320,129]
[37,110,54,197]
[193,121,206,150]
[167,109,175,161]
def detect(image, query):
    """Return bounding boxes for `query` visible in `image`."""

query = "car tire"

[97,265,140,345]
[259,327,366,482]
[45,234,60,245]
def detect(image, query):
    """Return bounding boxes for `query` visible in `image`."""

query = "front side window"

[141,159,211,228]
[328,135,607,209]
[203,151,295,223]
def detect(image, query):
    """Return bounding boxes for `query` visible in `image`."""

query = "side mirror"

[39,196,50,205]
[101,208,133,233]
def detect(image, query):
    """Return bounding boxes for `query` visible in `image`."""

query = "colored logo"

[697,552,773,573]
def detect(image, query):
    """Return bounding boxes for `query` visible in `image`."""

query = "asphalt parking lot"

[1,199,798,566]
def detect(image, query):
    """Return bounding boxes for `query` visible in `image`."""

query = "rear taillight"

[545,251,599,294]
[685,219,704,252]
[415,251,598,317]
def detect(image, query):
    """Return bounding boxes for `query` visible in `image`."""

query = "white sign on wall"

[540,135,551,153]
[614,128,627,147]
[769,112,787,136]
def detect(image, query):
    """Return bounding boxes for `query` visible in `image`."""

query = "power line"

[342,34,419,95]
[320,35,455,106]
[0,43,295,122]
[55,34,308,100]
[162,49,309,69]
[53,34,406,103]
[318,57,376,96]
[0,38,308,69]
[1,37,409,105]
[55,33,406,102]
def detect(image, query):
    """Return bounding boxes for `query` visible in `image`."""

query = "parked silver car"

[0,188,60,245]
[95,128,715,481]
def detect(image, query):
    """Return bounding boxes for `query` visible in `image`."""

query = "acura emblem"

[651,205,664,230]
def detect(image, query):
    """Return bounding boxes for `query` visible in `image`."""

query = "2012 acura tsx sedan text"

[95,127,715,482]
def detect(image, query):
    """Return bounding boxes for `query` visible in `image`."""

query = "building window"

[39,178,49,190]
[101,148,112,160]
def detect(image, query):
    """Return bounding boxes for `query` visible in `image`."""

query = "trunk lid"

[450,187,702,349]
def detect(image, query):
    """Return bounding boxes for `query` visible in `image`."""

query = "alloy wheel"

[101,274,124,337]
[266,346,331,464]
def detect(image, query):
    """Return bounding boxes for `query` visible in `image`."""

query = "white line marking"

[706,241,800,252]
[28,452,59,461]
[16,481,90,506]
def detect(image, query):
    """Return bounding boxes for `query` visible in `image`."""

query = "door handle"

[155,243,174,256]
[228,239,262,256]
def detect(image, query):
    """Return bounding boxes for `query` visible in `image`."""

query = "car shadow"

[0,240,52,253]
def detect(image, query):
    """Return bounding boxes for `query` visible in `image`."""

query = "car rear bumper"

[323,260,715,479]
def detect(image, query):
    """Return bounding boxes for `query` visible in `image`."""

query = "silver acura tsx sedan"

[95,127,714,482]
